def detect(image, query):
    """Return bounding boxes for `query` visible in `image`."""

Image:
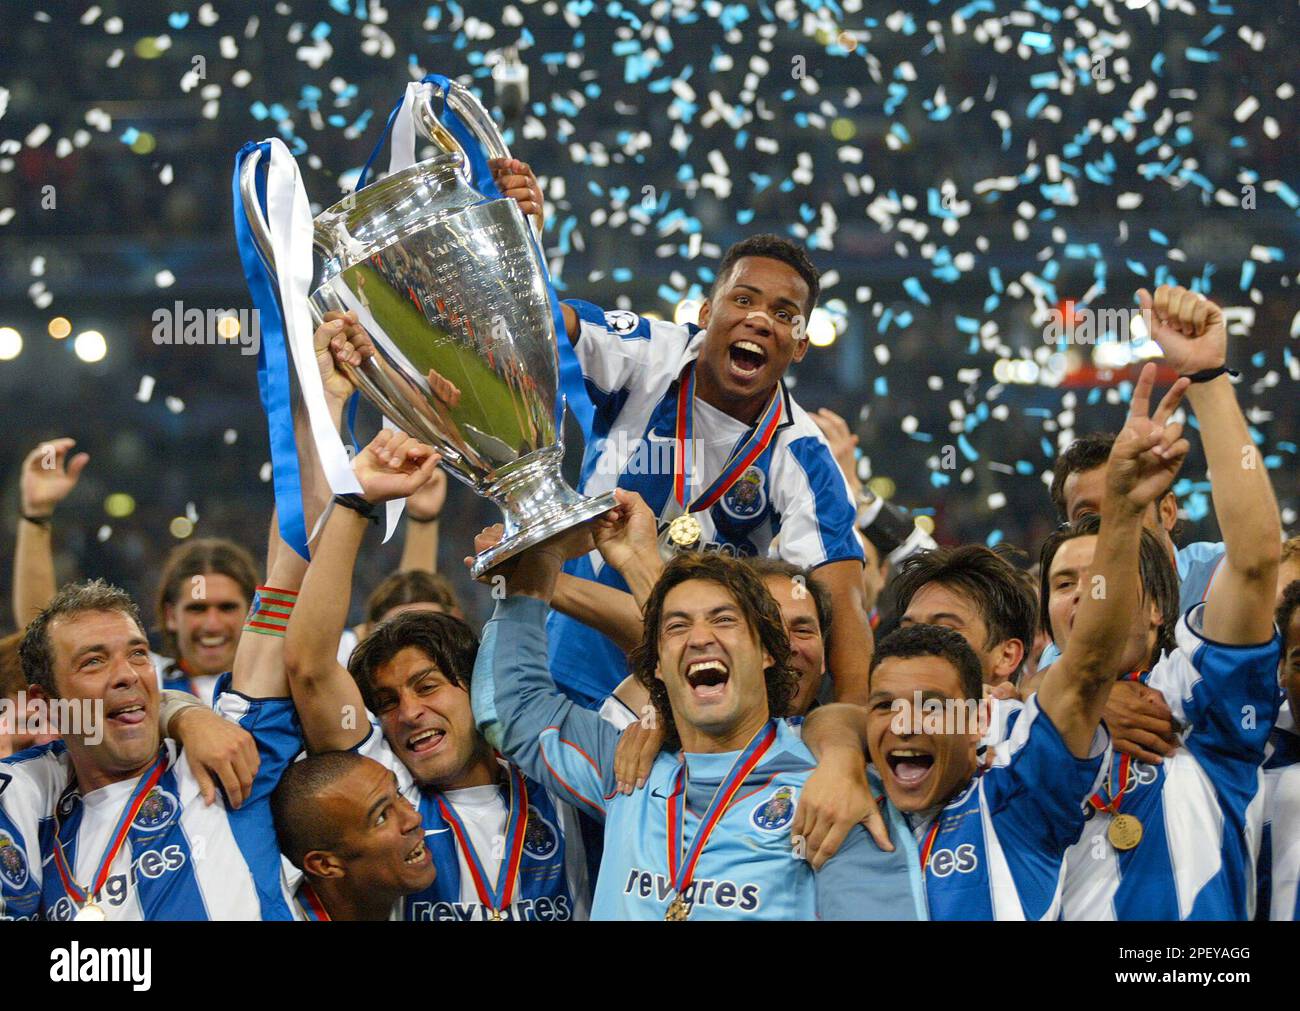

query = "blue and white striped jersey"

[1038,541,1226,671]
[914,694,1109,920]
[352,720,591,921]
[0,688,299,921]
[1265,763,1300,920]
[1061,603,1281,920]
[548,300,863,706]
[475,595,928,921]
[1256,725,1300,918]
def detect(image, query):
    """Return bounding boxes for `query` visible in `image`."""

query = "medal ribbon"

[51,751,168,907]
[919,818,942,872]
[435,763,529,917]
[666,721,778,901]
[297,881,332,921]
[673,362,783,512]
[1090,671,1144,816]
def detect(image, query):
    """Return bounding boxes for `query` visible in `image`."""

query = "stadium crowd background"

[0,0,1296,631]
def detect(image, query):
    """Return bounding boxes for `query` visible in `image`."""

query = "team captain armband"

[243,585,298,638]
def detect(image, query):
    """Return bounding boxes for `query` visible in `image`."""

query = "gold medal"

[74,901,107,922]
[664,894,692,921]
[667,514,702,550]
[1107,813,1144,851]
[489,909,504,922]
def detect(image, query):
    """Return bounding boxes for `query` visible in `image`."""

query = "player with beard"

[283,429,587,922]
[470,537,924,920]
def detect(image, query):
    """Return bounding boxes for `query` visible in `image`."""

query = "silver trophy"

[239,79,614,576]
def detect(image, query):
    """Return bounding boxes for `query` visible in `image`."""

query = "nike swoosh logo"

[645,432,677,443]
[424,828,450,836]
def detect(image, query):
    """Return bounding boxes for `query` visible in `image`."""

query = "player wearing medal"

[817,364,1186,920]
[1261,582,1300,919]
[282,426,588,922]
[1048,289,1284,920]
[470,536,926,920]
[0,577,301,920]
[489,163,869,709]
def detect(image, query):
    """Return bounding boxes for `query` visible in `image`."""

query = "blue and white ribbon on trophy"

[231,138,402,560]
[358,73,595,443]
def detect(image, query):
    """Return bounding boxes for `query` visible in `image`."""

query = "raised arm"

[1139,286,1281,645]
[12,438,87,628]
[283,430,440,752]
[814,562,872,705]
[1041,365,1191,757]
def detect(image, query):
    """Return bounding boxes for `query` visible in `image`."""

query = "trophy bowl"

[237,79,613,577]
[311,155,614,577]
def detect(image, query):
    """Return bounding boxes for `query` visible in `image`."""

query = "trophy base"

[470,491,617,579]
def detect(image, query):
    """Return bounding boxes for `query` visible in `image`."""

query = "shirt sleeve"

[983,693,1111,854]
[565,300,694,412]
[1146,603,1282,766]
[212,682,306,807]
[815,793,929,921]
[0,748,66,919]
[472,594,620,820]
[772,434,865,569]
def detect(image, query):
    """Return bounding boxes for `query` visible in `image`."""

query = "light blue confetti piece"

[327,114,345,127]
[874,376,888,396]
[909,431,934,443]
[1087,388,1102,405]
[779,179,795,192]
[989,267,1003,293]
[1151,53,1166,76]
[657,283,680,303]
[1135,136,1161,156]
[1278,441,1297,454]
[983,294,1000,313]
[119,126,140,143]
[1185,48,1219,63]
[986,529,1004,547]
[956,316,979,334]
[896,310,914,329]
[736,208,755,225]
[1184,492,1210,522]
[1241,261,1256,290]
[1026,93,1049,119]
[1273,183,1299,209]
[1229,136,1247,149]
[956,0,995,17]
[1251,351,1265,368]
[1030,72,1059,90]
[902,277,930,306]
[1201,25,1225,46]
[1016,460,1033,475]
[168,11,190,29]
[890,122,911,144]
[1265,455,1281,470]
[931,472,951,488]
[1021,30,1053,54]
[1126,259,1148,277]
[1149,228,1169,246]
[329,0,349,11]
[312,21,331,39]
[612,268,632,282]
[1175,125,1193,146]
[1041,438,1054,458]
[957,435,979,461]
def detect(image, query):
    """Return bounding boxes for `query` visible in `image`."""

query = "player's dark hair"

[1050,433,1181,538]
[365,570,461,626]
[156,538,257,657]
[1038,514,1179,669]
[1277,580,1300,653]
[711,234,820,316]
[348,610,479,713]
[742,556,832,642]
[889,544,1037,654]
[271,750,368,870]
[869,624,984,704]
[20,579,148,697]
[629,554,797,752]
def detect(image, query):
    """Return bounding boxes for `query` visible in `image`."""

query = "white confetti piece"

[136,376,155,402]
[165,396,184,414]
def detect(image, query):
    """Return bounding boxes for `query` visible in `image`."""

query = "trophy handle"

[237,146,434,446]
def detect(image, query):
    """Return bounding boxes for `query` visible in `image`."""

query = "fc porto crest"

[522,806,558,860]
[720,466,767,520]
[0,830,29,890]
[751,786,797,832]
[604,309,641,336]
[132,787,179,833]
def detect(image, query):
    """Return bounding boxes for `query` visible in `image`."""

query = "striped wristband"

[244,585,298,638]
